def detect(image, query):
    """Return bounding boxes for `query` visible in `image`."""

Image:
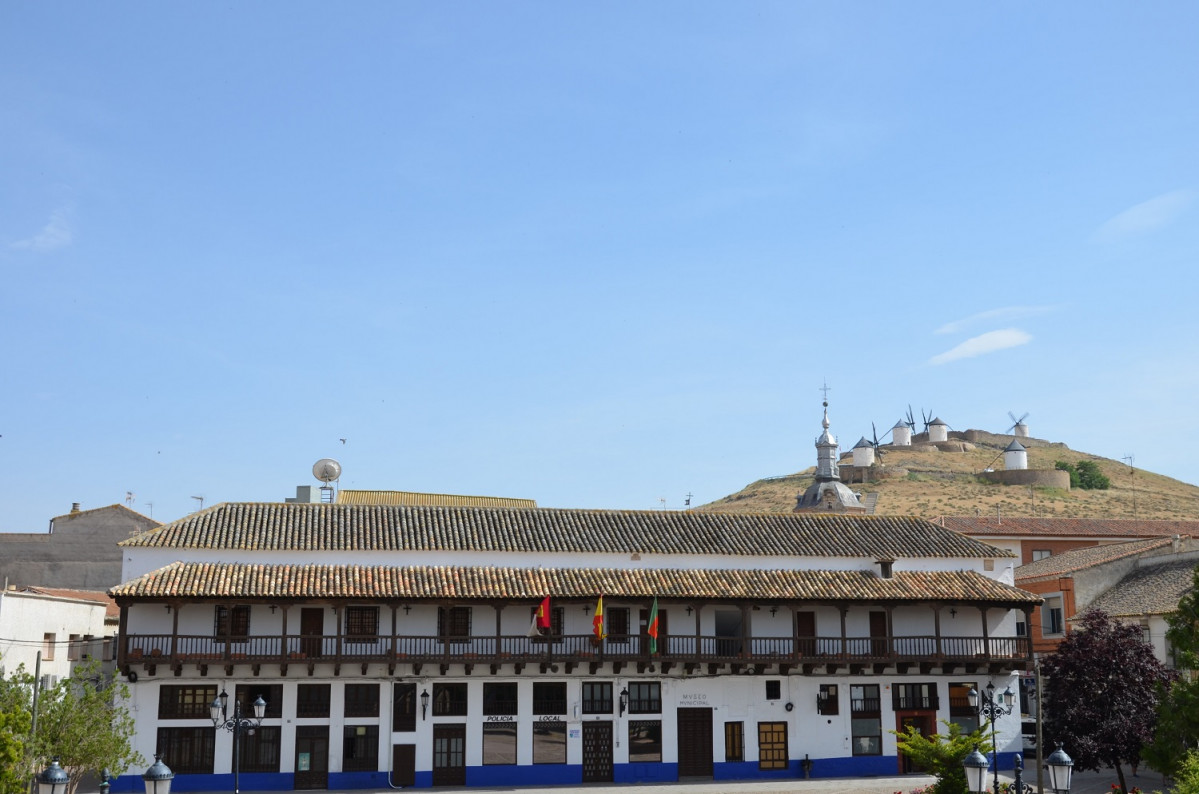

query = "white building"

[0,586,117,685]
[108,498,1037,791]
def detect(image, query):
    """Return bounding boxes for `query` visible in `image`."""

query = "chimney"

[877,559,895,579]
[70,502,81,513]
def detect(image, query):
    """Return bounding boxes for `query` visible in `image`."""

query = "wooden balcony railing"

[121,632,1031,669]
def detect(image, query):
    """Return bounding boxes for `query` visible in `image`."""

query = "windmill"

[1007,411,1030,438]
[921,408,935,434]
[870,422,890,462]
[905,405,918,432]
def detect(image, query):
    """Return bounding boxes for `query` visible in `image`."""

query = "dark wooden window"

[483,683,518,716]
[608,608,631,638]
[342,725,379,771]
[795,611,817,655]
[157,727,215,774]
[214,605,250,639]
[629,720,662,763]
[483,723,517,765]
[533,682,566,715]
[628,681,661,714]
[438,607,472,641]
[344,606,379,639]
[344,684,380,718]
[236,726,281,773]
[433,683,468,716]
[765,680,781,700]
[532,720,566,764]
[893,682,939,710]
[235,684,283,720]
[582,682,612,714]
[159,685,218,719]
[851,684,882,756]
[757,722,788,770]
[296,684,330,718]
[724,722,744,762]
[393,683,416,732]
[817,684,839,715]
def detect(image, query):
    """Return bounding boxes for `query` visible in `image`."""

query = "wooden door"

[301,608,324,658]
[294,726,328,790]
[869,611,888,657]
[795,611,816,656]
[677,708,713,778]
[581,721,613,783]
[432,724,466,786]
[391,744,416,788]
[897,715,935,773]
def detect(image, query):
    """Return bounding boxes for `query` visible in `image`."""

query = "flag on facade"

[527,596,552,637]
[647,596,660,654]
[593,595,605,641]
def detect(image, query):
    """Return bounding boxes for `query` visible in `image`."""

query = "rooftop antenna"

[658,498,667,511]
[145,501,154,519]
[1122,454,1136,519]
[191,495,205,511]
[313,459,342,504]
[684,492,693,510]
[125,491,135,505]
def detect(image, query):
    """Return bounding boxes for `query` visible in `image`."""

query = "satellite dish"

[313,459,342,483]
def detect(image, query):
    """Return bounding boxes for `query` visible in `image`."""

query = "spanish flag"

[593,595,606,641]
[527,596,552,637]
[647,596,660,654]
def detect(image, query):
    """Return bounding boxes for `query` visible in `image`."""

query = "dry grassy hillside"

[699,431,1199,520]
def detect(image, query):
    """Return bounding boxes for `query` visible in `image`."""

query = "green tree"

[1075,460,1111,490]
[1145,565,1199,777]
[1042,609,1174,794]
[0,661,35,794]
[1055,461,1081,489]
[892,718,992,794]
[1168,749,1199,794]
[30,659,143,794]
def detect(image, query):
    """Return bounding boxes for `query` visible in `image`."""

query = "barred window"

[345,606,379,639]
[628,681,661,714]
[433,683,468,716]
[157,727,215,774]
[483,683,518,716]
[438,607,472,641]
[533,682,566,715]
[236,726,280,773]
[214,605,250,639]
[342,725,379,772]
[159,685,219,720]
[345,684,380,718]
[582,682,612,714]
[296,685,330,718]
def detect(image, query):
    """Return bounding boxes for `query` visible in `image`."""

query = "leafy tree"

[1075,460,1111,490]
[1041,609,1175,794]
[28,660,142,794]
[1055,461,1081,488]
[1144,564,1199,777]
[0,661,35,794]
[1168,749,1199,794]
[892,718,992,794]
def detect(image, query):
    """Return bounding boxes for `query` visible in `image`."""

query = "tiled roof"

[20,586,120,621]
[936,517,1199,538]
[110,562,1040,604]
[119,504,1011,559]
[337,490,537,509]
[1015,538,1175,582]
[51,503,160,525]
[1082,558,1198,617]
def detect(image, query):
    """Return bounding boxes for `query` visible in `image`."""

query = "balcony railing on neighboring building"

[120,631,1031,672]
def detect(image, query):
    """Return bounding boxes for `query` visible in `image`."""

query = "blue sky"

[2,3,1197,531]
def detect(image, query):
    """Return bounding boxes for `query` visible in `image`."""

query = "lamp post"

[142,755,175,794]
[420,689,430,720]
[210,690,266,794]
[36,759,69,794]
[964,742,1074,794]
[968,682,1015,794]
[618,687,629,717]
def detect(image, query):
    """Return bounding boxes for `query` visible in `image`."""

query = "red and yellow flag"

[536,596,552,629]
[593,595,606,640]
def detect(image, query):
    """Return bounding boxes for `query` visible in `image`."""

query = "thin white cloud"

[936,305,1055,335]
[1095,189,1195,240]
[11,208,73,252]
[929,328,1032,366]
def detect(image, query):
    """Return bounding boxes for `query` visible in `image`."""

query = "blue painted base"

[108,755,914,790]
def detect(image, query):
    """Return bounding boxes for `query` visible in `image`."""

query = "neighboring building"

[0,503,160,590]
[933,517,1199,566]
[1015,537,1196,664]
[0,585,118,683]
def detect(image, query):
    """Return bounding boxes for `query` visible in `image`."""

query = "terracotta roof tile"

[1015,538,1175,582]
[21,586,120,620]
[337,490,537,509]
[120,504,1010,559]
[110,562,1040,604]
[937,517,1199,538]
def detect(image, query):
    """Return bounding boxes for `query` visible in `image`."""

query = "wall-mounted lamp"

[420,689,430,720]
[769,606,778,617]
[618,687,629,717]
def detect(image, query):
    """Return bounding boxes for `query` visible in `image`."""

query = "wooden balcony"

[120,632,1031,676]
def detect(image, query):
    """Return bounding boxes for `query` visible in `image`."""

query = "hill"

[698,430,1199,520]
